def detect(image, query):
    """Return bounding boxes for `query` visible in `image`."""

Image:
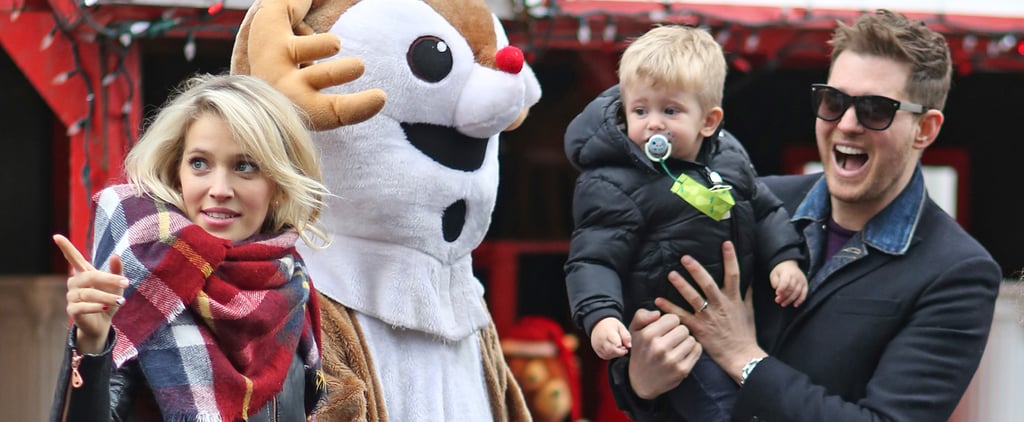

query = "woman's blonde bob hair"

[124,73,330,248]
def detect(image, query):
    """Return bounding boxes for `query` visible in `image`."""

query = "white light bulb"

[184,38,196,61]
[129,21,150,35]
[962,34,977,53]
[52,71,71,85]
[603,23,616,42]
[40,33,55,50]
[67,120,83,137]
[577,21,591,44]
[745,33,760,52]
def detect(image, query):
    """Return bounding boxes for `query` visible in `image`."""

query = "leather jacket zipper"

[61,348,85,422]
[70,348,84,388]
[271,396,278,421]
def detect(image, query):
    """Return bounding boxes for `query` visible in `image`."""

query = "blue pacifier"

[644,134,672,161]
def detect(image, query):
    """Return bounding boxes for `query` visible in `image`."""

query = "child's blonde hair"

[618,25,727,111]
[124,73,330,248]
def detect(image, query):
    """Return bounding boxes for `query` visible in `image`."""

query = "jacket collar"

[792,165,927,255]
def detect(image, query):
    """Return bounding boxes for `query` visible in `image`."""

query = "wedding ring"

[697,299,709,313]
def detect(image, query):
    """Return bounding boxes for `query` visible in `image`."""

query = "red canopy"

[1,0,1022,247]
[0,0,243,248]
[504,0,1024,72]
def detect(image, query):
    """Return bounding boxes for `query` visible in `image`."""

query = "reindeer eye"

[407,36,453,83]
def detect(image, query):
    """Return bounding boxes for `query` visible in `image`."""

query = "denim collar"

[793,165,926,255]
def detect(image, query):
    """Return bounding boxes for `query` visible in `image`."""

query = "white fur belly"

[358,312,493,421]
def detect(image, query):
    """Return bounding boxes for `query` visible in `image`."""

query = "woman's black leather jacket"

[50,328,312,422]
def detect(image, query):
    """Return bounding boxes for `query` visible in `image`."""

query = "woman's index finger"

[52,234,95,273]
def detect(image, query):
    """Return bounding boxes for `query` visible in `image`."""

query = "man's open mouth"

[835,145,868,171]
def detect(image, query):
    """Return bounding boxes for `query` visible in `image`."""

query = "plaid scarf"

[89,185,325,421]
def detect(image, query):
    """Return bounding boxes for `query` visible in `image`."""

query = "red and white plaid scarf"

[90,185,325,421]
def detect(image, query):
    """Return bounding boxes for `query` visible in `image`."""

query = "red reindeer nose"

[495,46,524,74]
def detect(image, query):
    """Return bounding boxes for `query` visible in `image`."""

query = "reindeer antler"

[231,0,386,131]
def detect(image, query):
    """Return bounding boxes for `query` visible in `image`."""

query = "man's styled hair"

[618,25,727,111]
[124,73,331,247]
[829,9,952,111]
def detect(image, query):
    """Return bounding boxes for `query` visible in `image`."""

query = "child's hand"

[770,260,808,308]
[591,317,631,360]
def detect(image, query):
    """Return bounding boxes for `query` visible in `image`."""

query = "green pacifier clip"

[644,134,735,221]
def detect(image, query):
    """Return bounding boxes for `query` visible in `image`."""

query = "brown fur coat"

[315,292,531,421]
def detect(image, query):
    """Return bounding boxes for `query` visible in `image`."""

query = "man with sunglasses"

[615,9,1002,421]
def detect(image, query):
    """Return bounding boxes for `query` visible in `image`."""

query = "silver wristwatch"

[740,356,766,385]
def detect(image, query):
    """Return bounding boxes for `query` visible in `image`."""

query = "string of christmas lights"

[510,0,1024,74]
[5,0,238,203]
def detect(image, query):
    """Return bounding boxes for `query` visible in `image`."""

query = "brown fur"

[316,293,387,421]
[305,0,357,34]
[315,293,531,421]
[424,0,497,68]
[301,0,498,69]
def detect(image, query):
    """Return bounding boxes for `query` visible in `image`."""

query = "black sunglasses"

[811,84,928,131]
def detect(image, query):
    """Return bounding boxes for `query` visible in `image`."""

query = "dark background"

[3,37,1020,278]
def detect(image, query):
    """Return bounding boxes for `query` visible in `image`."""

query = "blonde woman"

[51,74,331,421]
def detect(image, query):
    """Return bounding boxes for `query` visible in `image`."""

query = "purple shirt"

[825,217,857,259]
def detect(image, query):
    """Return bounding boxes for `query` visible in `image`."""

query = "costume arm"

[477,310,531,421]
[565,176,643,336]
[734,255,1001,421]
[315,296,375,422]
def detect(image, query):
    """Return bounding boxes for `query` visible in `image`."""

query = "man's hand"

[656,241,766,383]
[626,309,702,399]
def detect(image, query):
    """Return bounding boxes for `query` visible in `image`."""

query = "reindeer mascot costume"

[231,0,542,420]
